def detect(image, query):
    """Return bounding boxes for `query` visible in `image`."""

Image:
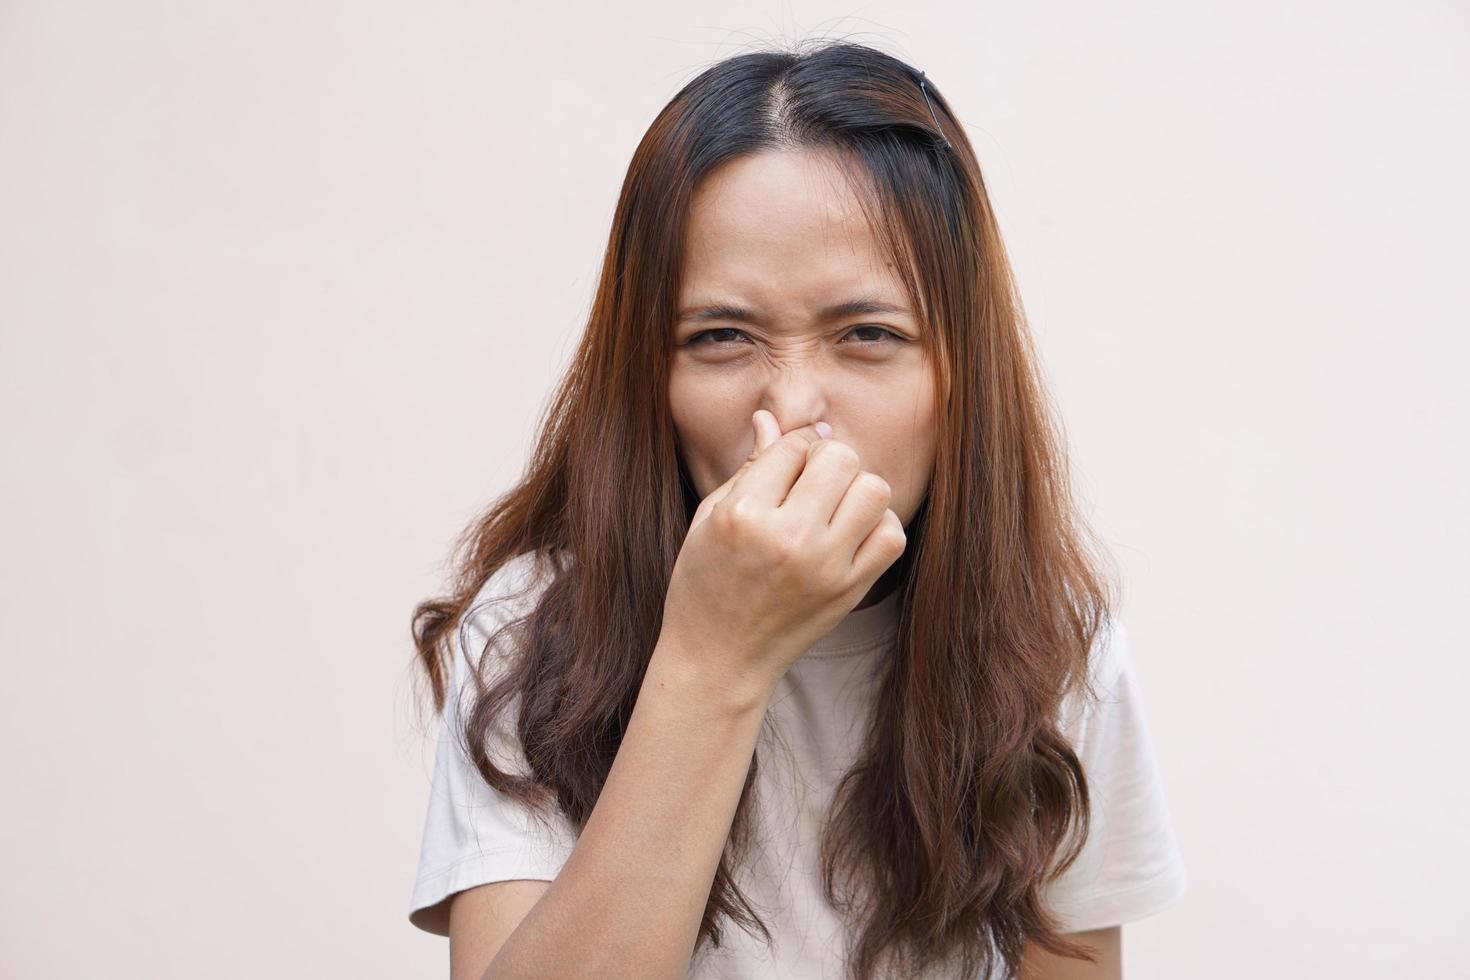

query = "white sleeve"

[406,558,579,937]
[1039,620,1187,933]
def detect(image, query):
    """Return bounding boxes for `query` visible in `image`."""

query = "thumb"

[687,411,823,533]
[699,412,775,517]
[725,412,767,485]
[752,409,777,455]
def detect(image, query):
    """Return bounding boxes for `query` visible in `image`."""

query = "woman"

[406,41,1186,980]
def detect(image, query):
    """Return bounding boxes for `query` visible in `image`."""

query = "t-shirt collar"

[802,586,901,658]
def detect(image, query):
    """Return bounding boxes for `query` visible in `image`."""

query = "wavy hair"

[410,38,1120,980]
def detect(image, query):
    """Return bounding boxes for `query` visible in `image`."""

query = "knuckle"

[725,494,761,526]
[882,513,907,551]
[781,435,816,458]
[812,440,860,469]
[855,471,892,501]
[711,494,754,533]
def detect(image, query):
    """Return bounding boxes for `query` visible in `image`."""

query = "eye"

[686,327,753,346]
[685,326,901,347]
[842,325,901,346]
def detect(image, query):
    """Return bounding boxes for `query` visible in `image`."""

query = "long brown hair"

[410,39,1120,980]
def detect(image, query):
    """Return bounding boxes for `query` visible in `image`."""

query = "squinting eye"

[685,326,900,346]
[843,325,900,345]
[687,328,752,346]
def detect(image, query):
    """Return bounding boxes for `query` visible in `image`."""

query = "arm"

[449,880,551,980]
[1019,927,1121,980]
[469,636,776,980]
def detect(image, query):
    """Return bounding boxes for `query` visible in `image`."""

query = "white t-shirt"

[407,551,1187,976]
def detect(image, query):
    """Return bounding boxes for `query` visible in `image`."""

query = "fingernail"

[815,421,833,439]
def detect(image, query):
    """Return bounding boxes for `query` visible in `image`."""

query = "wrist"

[648,634,776,719]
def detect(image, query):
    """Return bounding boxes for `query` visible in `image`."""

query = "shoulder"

[1087,614,1132,693]
[466,550,560,624]
[1041,614,1188,929]
[1056,614,1133,736]
[458,552,561,652]
[445,550,561,771]
[451,550,561,693]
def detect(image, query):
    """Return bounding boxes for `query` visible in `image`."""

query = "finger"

[701,413,826,518]
[828,469,893,551]
[782,437,864,526]
[691,411,782,526]
[730,421,830,507]
[850,507,906,579]
[728,411,775,491]
[753,409,779,454]
[730,411,806,490]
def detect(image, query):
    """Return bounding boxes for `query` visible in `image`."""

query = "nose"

[758,376,831,440]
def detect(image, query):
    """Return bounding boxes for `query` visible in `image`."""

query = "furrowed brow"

[676,296,911,324]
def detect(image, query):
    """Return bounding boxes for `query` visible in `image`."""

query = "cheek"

[864,375,938,514]
[669,369,747,494]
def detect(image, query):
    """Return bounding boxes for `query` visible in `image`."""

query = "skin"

[1019,927,1122,979]
[668,147,937,609]
[663,145,1124,978]
[450,880,1120,980]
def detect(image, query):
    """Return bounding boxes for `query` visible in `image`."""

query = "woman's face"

[669,148,938,587]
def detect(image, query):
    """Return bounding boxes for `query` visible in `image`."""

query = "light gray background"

[3,3,1466,978]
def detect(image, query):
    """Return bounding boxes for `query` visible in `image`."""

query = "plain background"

[3,2,1466,977]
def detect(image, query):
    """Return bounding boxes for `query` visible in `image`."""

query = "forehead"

[679,148,907,310]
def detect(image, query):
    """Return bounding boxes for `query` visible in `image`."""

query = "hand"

[661,409,907,687]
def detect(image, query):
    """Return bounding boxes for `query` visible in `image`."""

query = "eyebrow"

[676,296,912,325]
